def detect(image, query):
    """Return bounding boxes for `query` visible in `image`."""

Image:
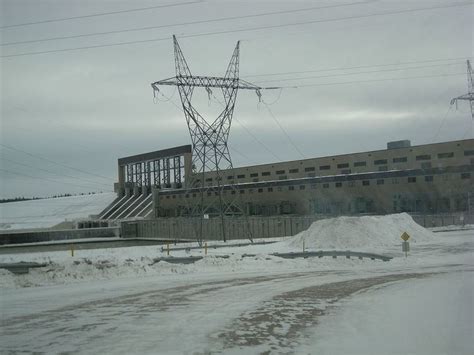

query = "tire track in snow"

[213,272,434,354]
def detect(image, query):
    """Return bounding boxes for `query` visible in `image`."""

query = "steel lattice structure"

[151,36,275,242]
[451,60,474,120]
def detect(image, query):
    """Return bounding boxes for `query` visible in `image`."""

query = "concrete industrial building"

[100,138,474,220]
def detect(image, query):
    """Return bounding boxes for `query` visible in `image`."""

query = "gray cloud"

[1,0,472,198]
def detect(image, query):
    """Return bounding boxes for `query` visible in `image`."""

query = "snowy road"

[1,228,473,354]
[1,269,470,354]
[298,271,473,355]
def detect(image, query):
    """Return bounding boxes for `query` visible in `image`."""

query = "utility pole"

[151,36,278,243]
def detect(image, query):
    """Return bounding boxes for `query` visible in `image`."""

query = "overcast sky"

[1,0,473,199]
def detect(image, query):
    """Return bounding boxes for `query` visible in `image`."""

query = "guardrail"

[160,240,278,253]
[0,262,48,274]
[151,250,392,264]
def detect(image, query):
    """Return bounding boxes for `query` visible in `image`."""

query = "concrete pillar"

[183,152,193,188]
[125,183,133,197]
[133,186,140,196]
[118,164,125,191]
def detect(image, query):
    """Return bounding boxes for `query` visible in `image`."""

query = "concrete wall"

[0,227,120,245]
[121,216,320,240]
[121,212,474,240]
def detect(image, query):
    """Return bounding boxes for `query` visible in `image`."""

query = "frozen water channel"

[1,229,473,354]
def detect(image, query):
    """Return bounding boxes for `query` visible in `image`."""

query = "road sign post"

[401,232,410,257]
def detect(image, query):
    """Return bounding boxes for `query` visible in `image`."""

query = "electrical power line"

[253,62,466,84]
[1,157,111,188]
[0,143,114,181]
[233,117,283,162]
[261,103,306,159]
[207,92,283,162]
[275,72,466,89]
[432,105,453,141]
[0,1,375,46]
[2,1,471,58]
[229,146,257,165]
[243,57,473,78]
[0,1,202,29]
[0,168,112,191]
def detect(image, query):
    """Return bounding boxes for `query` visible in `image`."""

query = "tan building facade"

[154,139,474,217]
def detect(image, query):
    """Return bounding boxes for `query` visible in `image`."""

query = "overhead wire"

[1,157,111,188]
[229,147,257,165]
[2,103,132,152]
[0,1,376,46]
[244,57,473,78]
[0,1,203,29]
[254,62,465,84]
[274,72,466,89]
[208,92,283,162]
[261,101,306,159]
[0,143,114,181]
[0,168,112,191]
[432,105,453,142]
[2,1,471,58]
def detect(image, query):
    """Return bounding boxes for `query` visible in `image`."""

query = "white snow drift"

[286,213,435,252]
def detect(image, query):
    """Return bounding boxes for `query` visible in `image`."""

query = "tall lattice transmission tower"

[451,59,474,121]
[151,36,276,242]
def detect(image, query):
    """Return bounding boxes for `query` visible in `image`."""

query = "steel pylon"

[451,60,474,121]
[151,36,274,242]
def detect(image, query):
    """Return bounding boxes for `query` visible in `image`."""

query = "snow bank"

[0,192,116,230]
[285,213,435,252]
[0,248,371,289]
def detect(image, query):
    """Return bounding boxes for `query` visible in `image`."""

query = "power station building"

[98,138,474,220]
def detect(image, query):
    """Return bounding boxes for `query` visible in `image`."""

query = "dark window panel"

[416,154,431,161]
[393,157,407,163]
[437,152,454,159]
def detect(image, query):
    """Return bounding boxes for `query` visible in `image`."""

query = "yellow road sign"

[401,232,410,241]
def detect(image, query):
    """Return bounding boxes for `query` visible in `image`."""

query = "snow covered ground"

[0,192,116,230]
[297,271,473,355]
[0,215,473,354]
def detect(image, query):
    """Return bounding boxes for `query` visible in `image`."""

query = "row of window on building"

[163,172,471,199]
[200,150,474,183]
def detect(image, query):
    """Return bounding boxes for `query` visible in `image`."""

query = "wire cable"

[432,105,453,141]
[275,72,466,89]
[261,102,306,159]
[2,2,471,58]
[229,146,257,165]
[244,57,473,78]
[233,117,283,162]
[0,143,114,181]
[207,92,283,162]
[1,157,111,188]
[1,1,376,46]
[0,168,112,191]
[0,1,202,29]
[254,62,464,84]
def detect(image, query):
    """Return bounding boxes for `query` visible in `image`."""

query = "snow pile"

[285,213,435,252]
[0,192,116,230]
[0,248,368,289]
